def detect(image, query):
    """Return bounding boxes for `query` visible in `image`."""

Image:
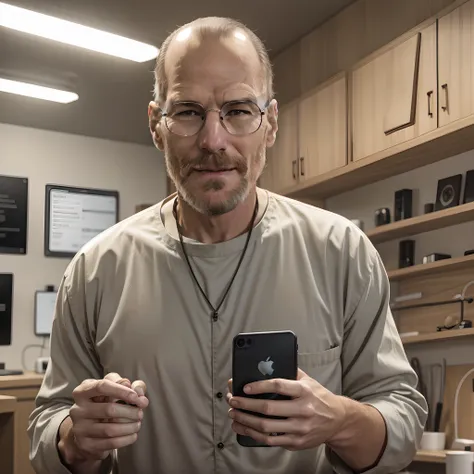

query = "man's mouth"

[193,167,236,173]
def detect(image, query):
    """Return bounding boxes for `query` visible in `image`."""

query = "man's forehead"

[166,86,260,106]
[164,32,263,98]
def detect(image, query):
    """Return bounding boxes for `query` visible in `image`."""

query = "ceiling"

[0,0,357,146]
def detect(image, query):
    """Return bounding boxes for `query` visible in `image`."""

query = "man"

[28,16,427,474]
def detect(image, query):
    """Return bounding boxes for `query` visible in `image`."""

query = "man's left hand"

[226,368,346,450]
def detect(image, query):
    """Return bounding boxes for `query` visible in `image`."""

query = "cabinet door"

[0,388,36,474]
[299,75,347,180]
[438,0,474,127]
[14,399,36,474]
[271,101,299,192]
[352,24,437,161]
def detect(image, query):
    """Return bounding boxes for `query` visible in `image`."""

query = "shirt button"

[217,442,225,450]
[216,392,223,399]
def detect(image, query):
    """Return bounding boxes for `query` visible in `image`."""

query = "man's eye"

[175,110,201,117]
[226,109,251,117]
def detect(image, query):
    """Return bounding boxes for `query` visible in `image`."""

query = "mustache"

[181,154,248,176]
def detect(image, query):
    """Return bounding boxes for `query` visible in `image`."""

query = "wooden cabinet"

[352,23,437,161]
[0,373,44,474]
[352,1,474,162]
[299,74,347,180]
[438,0,474,127]
[267,1,474,201]
[267,75,348,194]
[0,396,17,474]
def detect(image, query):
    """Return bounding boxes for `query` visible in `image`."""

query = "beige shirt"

[28,190,427,474]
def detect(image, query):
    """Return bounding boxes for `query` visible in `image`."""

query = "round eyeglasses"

[161,100,269,137]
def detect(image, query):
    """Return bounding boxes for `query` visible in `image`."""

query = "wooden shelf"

[0,371,43,390]
[0,395,17,415]
[413,449,474,463]
[402,328,474,345]
[413,450,447,463]
[283,114,474,200]
[366,202,474,244]
[387,254,474,281]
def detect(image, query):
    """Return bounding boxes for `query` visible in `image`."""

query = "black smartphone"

[231,330,298,447]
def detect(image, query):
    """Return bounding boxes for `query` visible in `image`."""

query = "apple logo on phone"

[258,356,274,376]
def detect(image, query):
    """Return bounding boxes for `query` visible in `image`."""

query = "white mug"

[420,431,446,451]
[446,451,473,474]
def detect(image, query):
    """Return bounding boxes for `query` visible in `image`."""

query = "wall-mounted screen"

[45,184,119,258]
[34,290,57,336]
[0,273,13,346]
[0,175,28,255]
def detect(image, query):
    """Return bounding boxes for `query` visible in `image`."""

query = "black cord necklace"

[172,196,259,322]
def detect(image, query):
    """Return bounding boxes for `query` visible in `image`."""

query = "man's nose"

[197,111,228,153]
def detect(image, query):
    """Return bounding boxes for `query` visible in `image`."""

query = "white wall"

[327,150,474,474]
[0,123,167,370]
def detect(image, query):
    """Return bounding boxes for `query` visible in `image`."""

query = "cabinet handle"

[300,157,305,177]
[427,90,433,117]
[441,83,448,112]
[292,160,297,180]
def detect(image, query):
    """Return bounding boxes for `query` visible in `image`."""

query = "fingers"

[106,374,148,407]
[109,376,148,421]
[229,408,293,435]
[105,372,132,388]
[127,380,148,409]
[73,432,139,455]
[231,421,298,448]
[74,379,139,406]
[297,368,308,380]
[226,380,233,406]
[131,380,147,397]
[74,420,141,439]
[69,374,148,461]
[229,397,304,418]
[70,401,143,423]
[70,401,143,459]
[243,378,304,398]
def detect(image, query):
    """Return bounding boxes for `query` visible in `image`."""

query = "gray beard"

[180,175,249,216]
[165,147,265,216]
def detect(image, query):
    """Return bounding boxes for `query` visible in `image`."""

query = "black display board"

[0,273,13,346]
[0,175,28,255]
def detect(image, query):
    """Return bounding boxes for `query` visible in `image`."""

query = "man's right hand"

[58,372,149,469]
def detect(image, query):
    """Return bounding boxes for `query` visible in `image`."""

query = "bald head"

[153,17,274,105]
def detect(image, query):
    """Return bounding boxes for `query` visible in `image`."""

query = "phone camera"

[236,338,245,348]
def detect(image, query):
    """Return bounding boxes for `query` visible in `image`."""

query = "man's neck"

[176,190,259,244]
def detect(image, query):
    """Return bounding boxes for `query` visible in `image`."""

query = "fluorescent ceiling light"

[0,2,159,62]
[0,78,79,103]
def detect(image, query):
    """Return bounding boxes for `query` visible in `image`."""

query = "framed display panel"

[45,184,119,258]
[0,273,13,346]
[34,290,57,336]
[0,175,28,255]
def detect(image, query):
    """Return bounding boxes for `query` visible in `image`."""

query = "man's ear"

[148,101,164,150]
[265,99,278,148]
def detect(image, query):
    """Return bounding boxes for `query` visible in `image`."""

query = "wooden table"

[0,372,44,474]
[0,395,18,474]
